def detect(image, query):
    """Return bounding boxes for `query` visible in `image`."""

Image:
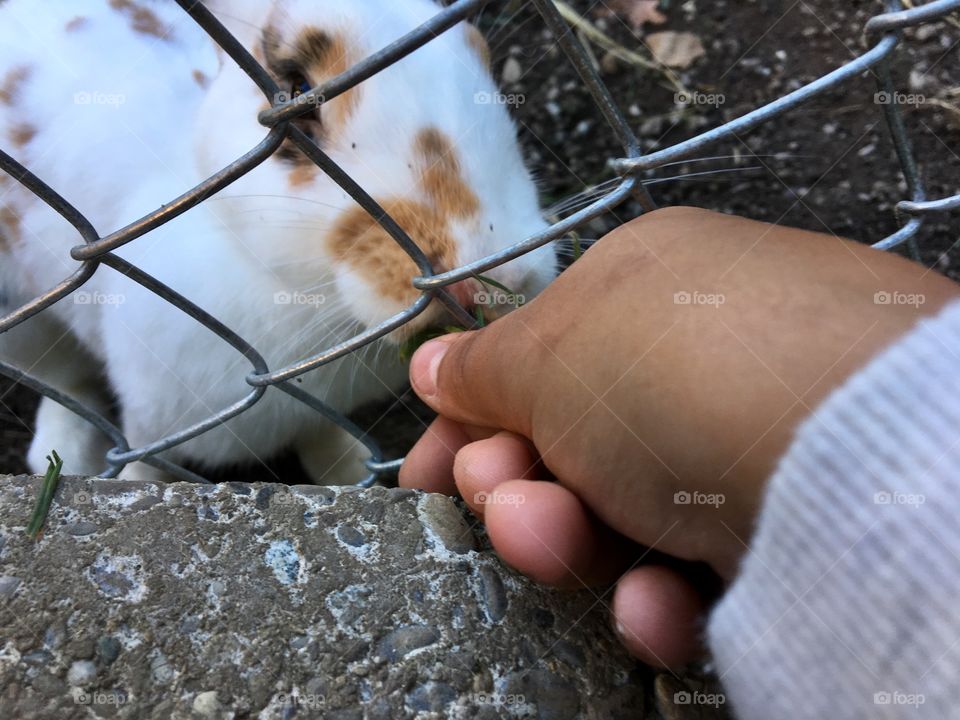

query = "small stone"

[407,681,457,712]
[192,690,222,718]
[151,652,175,685]
[33,673,66,697]
[336,525,366,547]
[0,575,21,598]
[66,637,96,659]
[43,623,66,649]
[499,669,579,720]
[477,566,508,623]
[66,521,98,536]
[129,495,162,513]
[501,57,522,85]
[21,650,53,667]
[264,540,302,585]
[418,495,476,554]
[304,677,327,697]
[387,488,415,503]
[97,636,121,665]
[376,625,440,662]
[67,660,97,687]
[255,486,275,511]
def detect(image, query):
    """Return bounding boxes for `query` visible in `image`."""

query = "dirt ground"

[1,0,958,481]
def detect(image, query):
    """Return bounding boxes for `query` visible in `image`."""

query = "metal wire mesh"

[1,0,959,486]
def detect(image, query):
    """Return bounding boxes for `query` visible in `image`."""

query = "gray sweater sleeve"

[707,299,960,720]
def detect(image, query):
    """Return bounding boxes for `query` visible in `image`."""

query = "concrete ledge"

[0,475,726,719]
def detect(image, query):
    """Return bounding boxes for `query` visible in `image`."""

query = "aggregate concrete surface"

[0,475,729,719]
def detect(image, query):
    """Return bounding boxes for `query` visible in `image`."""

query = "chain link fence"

[1,0,959,486]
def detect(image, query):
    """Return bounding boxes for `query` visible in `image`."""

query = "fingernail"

[411,339,448,399]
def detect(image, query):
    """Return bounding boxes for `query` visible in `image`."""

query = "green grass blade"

[473,274,525,307]
[26,450,64,539]
[571,233,583,261]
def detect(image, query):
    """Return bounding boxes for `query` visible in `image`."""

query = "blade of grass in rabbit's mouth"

[398,273,525,361]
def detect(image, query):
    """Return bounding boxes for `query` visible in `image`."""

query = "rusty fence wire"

[1,0,959,486]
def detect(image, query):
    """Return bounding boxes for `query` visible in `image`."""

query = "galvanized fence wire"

[1,0,959,485]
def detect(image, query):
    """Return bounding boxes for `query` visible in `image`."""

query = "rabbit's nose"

[443,279,479,311]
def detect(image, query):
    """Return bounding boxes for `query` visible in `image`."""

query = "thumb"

[409,324,535,437]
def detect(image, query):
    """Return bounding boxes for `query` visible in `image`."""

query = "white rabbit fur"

[0,0,556,483]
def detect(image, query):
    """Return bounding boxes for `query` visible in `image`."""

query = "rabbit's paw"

[28,397,112,476]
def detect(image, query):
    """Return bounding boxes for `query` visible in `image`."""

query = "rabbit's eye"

[291,73,312,98]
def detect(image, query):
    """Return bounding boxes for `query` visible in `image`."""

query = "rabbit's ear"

[464,23,491,71]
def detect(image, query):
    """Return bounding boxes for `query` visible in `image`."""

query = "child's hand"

[400,206,960,667]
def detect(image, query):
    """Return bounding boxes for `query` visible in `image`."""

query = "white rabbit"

[0,0,556,484]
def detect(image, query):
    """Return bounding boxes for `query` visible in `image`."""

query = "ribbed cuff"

[708,299,960,720]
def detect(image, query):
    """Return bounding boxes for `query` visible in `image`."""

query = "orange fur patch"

[66,16,89,32]
[465,24,491,70]
[288,164,318,188]
[192,69,209,89]
[0,206,21,252]
[298,28,361,129]
[327,200,458,304]
[413,128,480,220]
[9,123,37,147]
[109,0,170,40]
[325,130,481,308]
[0,66,31,106]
